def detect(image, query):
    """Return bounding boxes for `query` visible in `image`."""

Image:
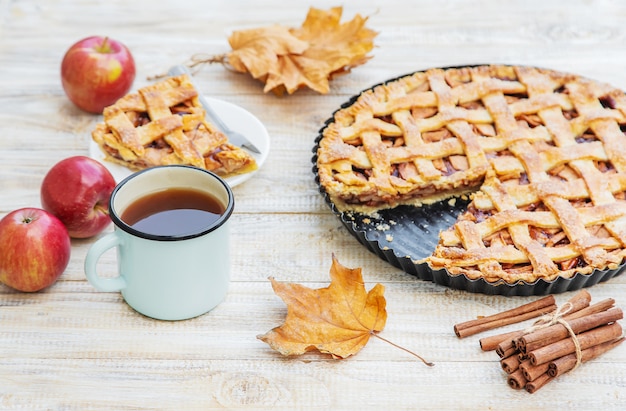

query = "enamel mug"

[84,165,234,320]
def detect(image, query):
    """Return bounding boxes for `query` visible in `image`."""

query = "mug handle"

[84,232,127,292]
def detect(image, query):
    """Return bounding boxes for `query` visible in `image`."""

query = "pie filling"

[92,75,257,178]
[316,65,626,284]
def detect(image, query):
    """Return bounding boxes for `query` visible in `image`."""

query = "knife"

[167,65,261,154]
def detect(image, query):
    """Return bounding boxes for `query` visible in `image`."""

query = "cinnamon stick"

[496,342,517,359]
[560,289,592,317]
[520,359,550,382]
[480,330,524,352]
[518,289,592,336]
[525,372,554,394]
[517,351,528,362]
[501,354,521,374]
[516,307,623,354]
[562,298,615,321]
[464,290,624,394]
[547,337,624,377]
[495,340,513,358]
[506,368,527,390]
[479,291,590,350]
[528,322,623,366]
[454,295,556,338]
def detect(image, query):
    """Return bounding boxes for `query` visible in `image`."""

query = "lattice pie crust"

[316,65,626,283]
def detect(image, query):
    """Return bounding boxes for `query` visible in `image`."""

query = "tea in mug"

[121,188,225,236]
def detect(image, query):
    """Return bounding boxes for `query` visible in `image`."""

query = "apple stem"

[22,217,34,224]
[94,203,109,216]
[95,36,112,53]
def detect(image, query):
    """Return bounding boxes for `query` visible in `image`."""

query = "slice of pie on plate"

[92,74,257,178]
[316,64,626,285]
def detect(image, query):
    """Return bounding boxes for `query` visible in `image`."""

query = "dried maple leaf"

[226,25,309,83]
[289,7,377,83]
[257,254,387,359]
[225,6,377,95]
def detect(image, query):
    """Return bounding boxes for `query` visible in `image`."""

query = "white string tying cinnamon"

[524,302,584,370]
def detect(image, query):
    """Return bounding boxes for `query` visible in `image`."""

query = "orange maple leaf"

[257,254,387,359]
[226,6,377,95]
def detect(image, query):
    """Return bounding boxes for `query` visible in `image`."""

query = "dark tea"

[120,188,225,236]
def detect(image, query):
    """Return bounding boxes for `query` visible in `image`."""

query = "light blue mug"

[84,165,234,321]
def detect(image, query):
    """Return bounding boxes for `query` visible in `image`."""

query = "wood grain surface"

[1,0,625,409]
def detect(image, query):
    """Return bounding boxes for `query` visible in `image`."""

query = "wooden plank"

[2,0,626,409]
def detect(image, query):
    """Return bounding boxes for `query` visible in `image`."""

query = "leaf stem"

[371,332,435,367]
[188,53,228,69]
[146,53,230,81]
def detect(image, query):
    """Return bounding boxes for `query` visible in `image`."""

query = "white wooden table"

[1,0,625,409]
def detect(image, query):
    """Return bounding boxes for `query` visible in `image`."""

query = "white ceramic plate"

[89,96,270,187]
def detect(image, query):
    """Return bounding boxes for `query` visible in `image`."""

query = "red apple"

[41,156,116,239]
[0,208,71,292]
[61,35,136,113]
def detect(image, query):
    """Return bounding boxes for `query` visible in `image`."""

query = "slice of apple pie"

[92,74,257,177]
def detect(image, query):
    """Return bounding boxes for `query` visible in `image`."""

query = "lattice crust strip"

[316,65,626,283]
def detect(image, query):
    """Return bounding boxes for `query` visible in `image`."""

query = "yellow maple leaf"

[226,6,377,95]
[257,254,387,359]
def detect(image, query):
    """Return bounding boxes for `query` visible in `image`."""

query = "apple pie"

[316,65,626,284]
[92,74,257,177]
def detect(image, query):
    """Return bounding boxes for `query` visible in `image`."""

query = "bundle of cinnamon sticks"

[453,290,624,394]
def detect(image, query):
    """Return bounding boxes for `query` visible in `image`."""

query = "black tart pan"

[312,68,626,296]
